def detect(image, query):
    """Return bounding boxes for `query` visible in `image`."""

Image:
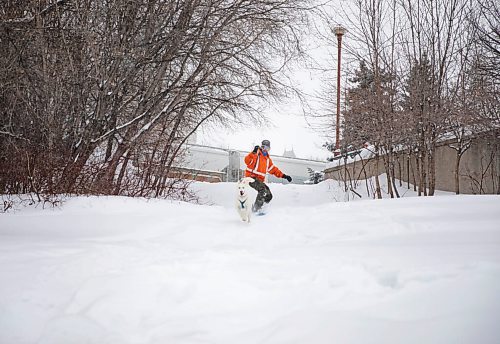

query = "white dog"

[235,177,254,223]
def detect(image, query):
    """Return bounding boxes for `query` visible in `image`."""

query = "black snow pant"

[249,178,272,211]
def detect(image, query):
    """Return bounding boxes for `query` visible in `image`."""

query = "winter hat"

[261,139,271,149]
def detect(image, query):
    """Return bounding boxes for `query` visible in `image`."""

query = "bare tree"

[1,0,310,199]
[471,0,499,80]
[333,0,404,199]
[319,0,494,197]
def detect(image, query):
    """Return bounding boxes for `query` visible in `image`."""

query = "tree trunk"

[421,153,428,196]
[391,159,400,198]
[398,157,403,187]
[113,150,131,195]
[416,154,422,196]
[384,155,394,198]
[455,150,462,194]
[407,154,411,189]
[374,155,382,199]
[57,146,94,193]
[428,145,436,196]
[100,142,129,194]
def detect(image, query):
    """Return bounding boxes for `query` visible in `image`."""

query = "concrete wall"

[325,132,500,194]
[420,137,499,194]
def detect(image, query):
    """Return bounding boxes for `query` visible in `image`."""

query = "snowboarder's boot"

[252,201,262,213]
[249,179,272,213]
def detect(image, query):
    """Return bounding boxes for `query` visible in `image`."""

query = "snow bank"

[1,183,499,344]
[191,174,451,206]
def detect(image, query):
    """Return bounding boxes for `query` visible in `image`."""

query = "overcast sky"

[197,75,332,161]
[198,108,331,161]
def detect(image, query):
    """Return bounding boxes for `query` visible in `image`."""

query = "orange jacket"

[244,149,284,182]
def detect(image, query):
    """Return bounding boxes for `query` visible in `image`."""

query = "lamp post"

[332,25,346,156]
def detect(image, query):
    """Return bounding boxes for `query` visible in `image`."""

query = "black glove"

[283,174,292,182]
[252,145,259,153]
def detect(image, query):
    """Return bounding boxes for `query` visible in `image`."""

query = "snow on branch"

[0,130,29,141]
[1,0,69,25]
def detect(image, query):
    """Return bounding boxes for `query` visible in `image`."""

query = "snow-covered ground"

[1,181,499,344]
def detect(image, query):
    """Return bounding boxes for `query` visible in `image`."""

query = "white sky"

[197,59,334,161]
[197,97,333,161]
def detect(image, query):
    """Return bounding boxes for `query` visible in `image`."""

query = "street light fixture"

[332,25,346,156]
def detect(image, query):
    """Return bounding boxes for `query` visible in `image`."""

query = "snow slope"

[1,182,499,344]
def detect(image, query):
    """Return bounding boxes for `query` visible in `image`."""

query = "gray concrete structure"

[183,144,327,184]
[324,131,500,194]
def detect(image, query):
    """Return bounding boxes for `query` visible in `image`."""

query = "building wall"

[324,133,500,194]
[184,145,230,173]
[182,144,327,184]
[263,155,326,184]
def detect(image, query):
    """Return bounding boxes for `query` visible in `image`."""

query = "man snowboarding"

[244,139,292,213]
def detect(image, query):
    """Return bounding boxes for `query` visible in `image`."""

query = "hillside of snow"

[1,181,499,344]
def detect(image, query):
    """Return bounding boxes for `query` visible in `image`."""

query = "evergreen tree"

[307,167,324,184]
[342,60,393,150]
[402,54,437,196]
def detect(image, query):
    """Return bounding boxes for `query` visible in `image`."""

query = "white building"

[182,144,327,184]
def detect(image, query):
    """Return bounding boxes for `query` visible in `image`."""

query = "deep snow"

[1,180,500,344]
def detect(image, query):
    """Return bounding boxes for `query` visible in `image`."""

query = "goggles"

[261,145,270,151]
